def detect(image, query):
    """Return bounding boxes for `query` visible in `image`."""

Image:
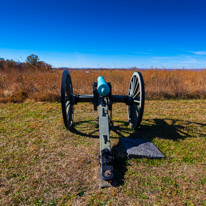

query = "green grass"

[0,100,205,205]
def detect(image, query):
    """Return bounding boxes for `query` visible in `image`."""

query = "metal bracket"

[100,149,114,181]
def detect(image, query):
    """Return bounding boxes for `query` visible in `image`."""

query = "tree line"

[0,54,51,70]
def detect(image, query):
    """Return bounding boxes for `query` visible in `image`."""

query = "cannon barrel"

[97,76,110,96]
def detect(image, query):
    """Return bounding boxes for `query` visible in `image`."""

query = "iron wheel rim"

[127,71,145,130]
[61,70,74,130]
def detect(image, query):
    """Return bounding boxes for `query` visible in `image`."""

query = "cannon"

[61,70,145,182]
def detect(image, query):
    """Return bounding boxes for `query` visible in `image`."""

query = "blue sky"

[0,0,206,68]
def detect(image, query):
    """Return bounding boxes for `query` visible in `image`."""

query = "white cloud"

[189,51,206,55]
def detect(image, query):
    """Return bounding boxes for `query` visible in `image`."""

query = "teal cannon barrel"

[97,76,110,96]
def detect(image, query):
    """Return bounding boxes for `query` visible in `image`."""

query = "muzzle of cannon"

[97,76,110,96]
[61,70,145,183]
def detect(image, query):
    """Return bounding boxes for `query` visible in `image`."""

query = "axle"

[72,94,132,105]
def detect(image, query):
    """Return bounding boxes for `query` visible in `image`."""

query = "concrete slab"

[120,137,165,159]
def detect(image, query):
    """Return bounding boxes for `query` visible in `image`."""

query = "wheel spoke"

[66,107,72,124]
[129,87,131,96]
[66,104,70,115]
[66,100,70,107]
[66,87,70,97]
[134,104,140,116]
[133,90,140,99]
[130,81,134,95]
[131,106,138,124]
[133,76,137,89]
[132,80,139,97]
[133,99,140,104]
[132,76,137,93]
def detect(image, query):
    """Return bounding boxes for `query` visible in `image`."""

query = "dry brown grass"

[0,68,205,102]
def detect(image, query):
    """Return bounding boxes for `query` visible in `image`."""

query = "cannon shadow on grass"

[71,120,99,138]
[71,118,205,186]
[72,118,205,141]
[112,118,205,141]
[111,118,205,186]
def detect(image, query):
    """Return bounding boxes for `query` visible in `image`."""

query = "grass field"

[0,100,206,205]
[1,69,206,102]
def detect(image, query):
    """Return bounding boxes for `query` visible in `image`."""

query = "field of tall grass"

[0,68,205,102]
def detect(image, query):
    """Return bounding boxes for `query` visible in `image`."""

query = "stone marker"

[120,137,165,159]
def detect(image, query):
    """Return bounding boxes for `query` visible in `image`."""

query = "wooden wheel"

[127,71,145,130]
[61,70,74,130]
